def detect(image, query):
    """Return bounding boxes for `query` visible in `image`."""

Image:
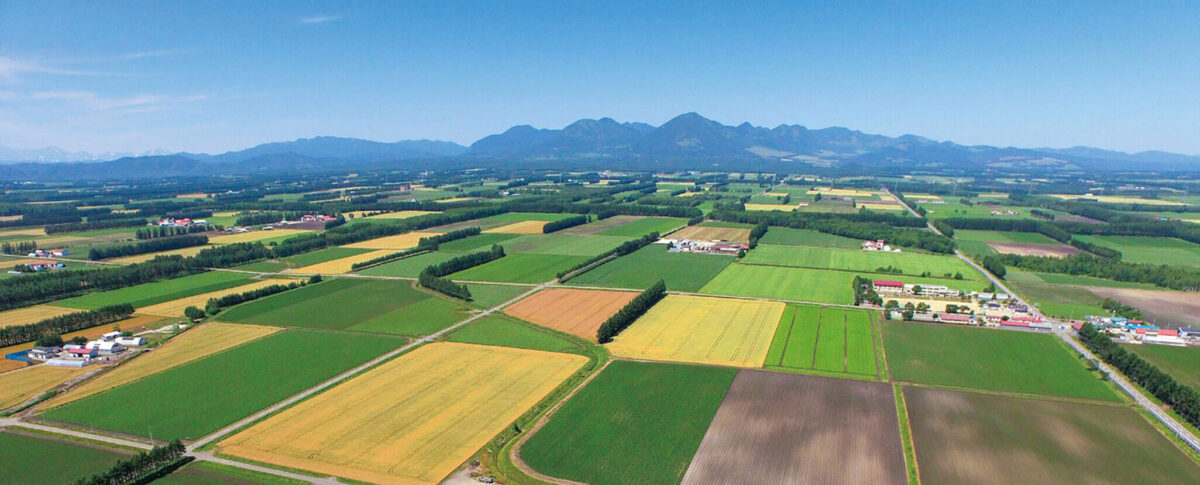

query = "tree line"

[0,240,36,254]
[1078,323,1200,431]
[44,216,148,234]
[996,253,1200,290]
[417,227,481,247]
[89,234,209,260]
[557,232,660,281]
[350,246,429,271]
[73,439,189,485]
[748,222,768,249]
[203,279,309,316]
[940,217,1122,259]
[710,209,956,254]
[418,244,506,300]
[596,280,666,343]
[0,304,133,347]
[543,215,589,233]
[136,224,214,240]
[234,211,303,226]
[0,257,198,311]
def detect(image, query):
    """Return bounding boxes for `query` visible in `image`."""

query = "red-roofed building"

[939,313,973,324]
[873,280,904,296]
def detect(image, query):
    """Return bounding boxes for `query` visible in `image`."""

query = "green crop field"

[450,253,589,283]
[277,246,372,267]
[503,234,628,256]
[1074,235,1200,267]
[158,461,307,484]
[217,278,469,335]
[569,244,733,291]
[435,233,518,252]
[0,431,127,483]
[743,244,980,280]
[521,361,736,485]
[54,271,251,309]
[41,330,402,440]
[765,305,878,376]
[358,250,465,277]
[699,264,853,303]
[446,315,578,353]
[883,322,1118,401]
[595,217,688,237]
[464,283,531,308]
[1127,344,1200,392]
[1005,270,1126,319]
[758,227,861,249]
[906,387,1200,485]
[953,229,1058,244]
[922,200,1052,220]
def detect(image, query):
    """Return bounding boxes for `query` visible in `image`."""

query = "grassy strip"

[6,425,145,453]
[893,385,920,485]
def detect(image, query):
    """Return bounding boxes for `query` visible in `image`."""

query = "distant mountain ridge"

[4,113,1200,179]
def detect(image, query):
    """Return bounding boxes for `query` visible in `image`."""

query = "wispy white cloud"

[0,56,114,81]
[28,90,205,112]
[300,15,343,25]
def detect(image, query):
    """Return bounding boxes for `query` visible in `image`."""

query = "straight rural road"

[888,188,1200,455]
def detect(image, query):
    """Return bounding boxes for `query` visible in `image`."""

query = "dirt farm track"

[681,371,906,485]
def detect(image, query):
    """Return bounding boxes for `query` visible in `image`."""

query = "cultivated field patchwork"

[484,220,550,234]
[503,288,636,341]
[219,342,586,484]
[291,248,398,274]
[607,294,784,367]
[136,279,293,317]
[0,304,78,328]
[341,231,439,250]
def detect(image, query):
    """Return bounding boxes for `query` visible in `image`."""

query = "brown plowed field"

[905,386,1200,484]
[681,371,906,485]
[1087,287,1200,328]
[671,225,752,244]
[558,215,643,235]
[504,288,635,341]
[985,242,1082,258]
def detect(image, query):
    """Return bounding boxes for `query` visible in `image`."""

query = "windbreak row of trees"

[44,217,148,234]
[557,232,661,281]
[350,246,428,271]
[0,304,133,347]
[996,253,1200,290]
[234,211,302,226]
[0,212,81,229]
[0,257,198,311]
[1078,323,1200,430]
[88,234,209,260]
[543,215,589,233]
[748,222,768,249]
[596,280,666,343]
[204,280,308,316]
[273,207,507,257]
[710,209,956,254]
[136,224,214,240]
[939,217,1123,259]
[73,439,189,485]
[417,227,481,247]
[0,240,36,254]
[418,245,506,300]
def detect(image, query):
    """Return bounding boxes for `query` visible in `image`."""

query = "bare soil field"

[558,215,642,235]
[985,241,1082,258]
[671,225,752,244]
[1088,287,1200,328]
[503,288,635,341]
[905,386,1200,484]
[681,371,906,485]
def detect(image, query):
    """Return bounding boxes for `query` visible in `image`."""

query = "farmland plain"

[1126,344,1200,392]
[219,343,586,485]
[606,295,784,367]
[0,431,128,483]
[758,227,862,249]
[503,288,635,341]
[522,361,737,485]
[906,387,1200,484]
[136,279,293,317]
[569,244,733,291]
[0,304,78,328]
[54,271,251,310]
[446,316,579,353]
[682,371,906,485]
[41,330,403,439]
[450,253,589,283]
[743,244,980,280]
[699,263,854,303]
[883,322,1118,401]
[1073,235,1200,267]
[0,365,89,409]
[592,216,687,237]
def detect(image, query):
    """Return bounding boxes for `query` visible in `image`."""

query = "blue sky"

[1,1,1197,154]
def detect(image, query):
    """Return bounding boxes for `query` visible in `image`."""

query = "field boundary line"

[841,311,849,373]
[893,381,1130,407]
[0,417,152,450]
[507,359,613,485]
[809,307,823,370]
[893,385,921,485]
[776,306,797,367]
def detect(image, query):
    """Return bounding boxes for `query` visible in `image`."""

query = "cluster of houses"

[861,239,902,253]
[872,279,1053,328]
[664,238,748,255]
[27,249,68,258]
[872,280,963,299]
[22,260,66,272]
[1082,316,1200,347]
[154,217,208,227]
[989,209,1019,216]
[27,331,146,368]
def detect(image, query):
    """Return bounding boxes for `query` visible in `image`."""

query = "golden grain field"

[291,249,397,274]
[0,305,78,329]
[435,197,477,203]
[175,192,210,199]
[0,227,46,236]
[744,203,796,212]
[363,210,439,219]
[219,342,586,485]
[109,245,215,264]
[47,322,281,407]
[137,279,293,317]
[606,295,785,368]
[670,225,752,244]
[483,220,549,234]
[0,365,89,409]
[807,188,880,197]
[342,232,438,250]
[209,229,311,244]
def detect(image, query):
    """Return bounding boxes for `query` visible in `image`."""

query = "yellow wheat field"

[48,322,280,407]
[671,225,752,244]
[744,203,796,212]
[175,192,210,199]
[220,342,586,485]
[342,232,438,250]
[137,279,292,317]
[0,365,89,409]
[483,220,549,234]
[762,191,790,197]
[0,227,46,236]
[435,197,477,204]
[109,245,215,264]
[0,305,78,329]
[209,229,311,244]
[606,295,785,368]
[857,201,904,211]
[1049,194,1187,206]
[807,187,879,197]
[903,193,944,200]
[292,249,396,274]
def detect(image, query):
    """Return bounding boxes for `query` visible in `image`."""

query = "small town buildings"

[25,261,65,271]
[67,348,98,359]
[156,217,208,227]
[862,239,901,252]
[28,249,67,258]
[873,280,905,296]
[938,313,974,325]
[85,341,124,355]
[27,346,58,361]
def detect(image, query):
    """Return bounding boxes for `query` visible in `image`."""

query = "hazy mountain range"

[3,113,1198,180]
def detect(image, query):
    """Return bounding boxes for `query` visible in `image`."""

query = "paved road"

[888,187,1200,454]
[0,418,153,450]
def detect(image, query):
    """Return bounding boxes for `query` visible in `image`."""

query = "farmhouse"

[24,261,65,272]
[665,239,748,255]
[67,347,98,359]
[28,249,67,258]
[156,217,208,227]
[27,346,59,361]
[862,239,901,252]
[85,341,124,355]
